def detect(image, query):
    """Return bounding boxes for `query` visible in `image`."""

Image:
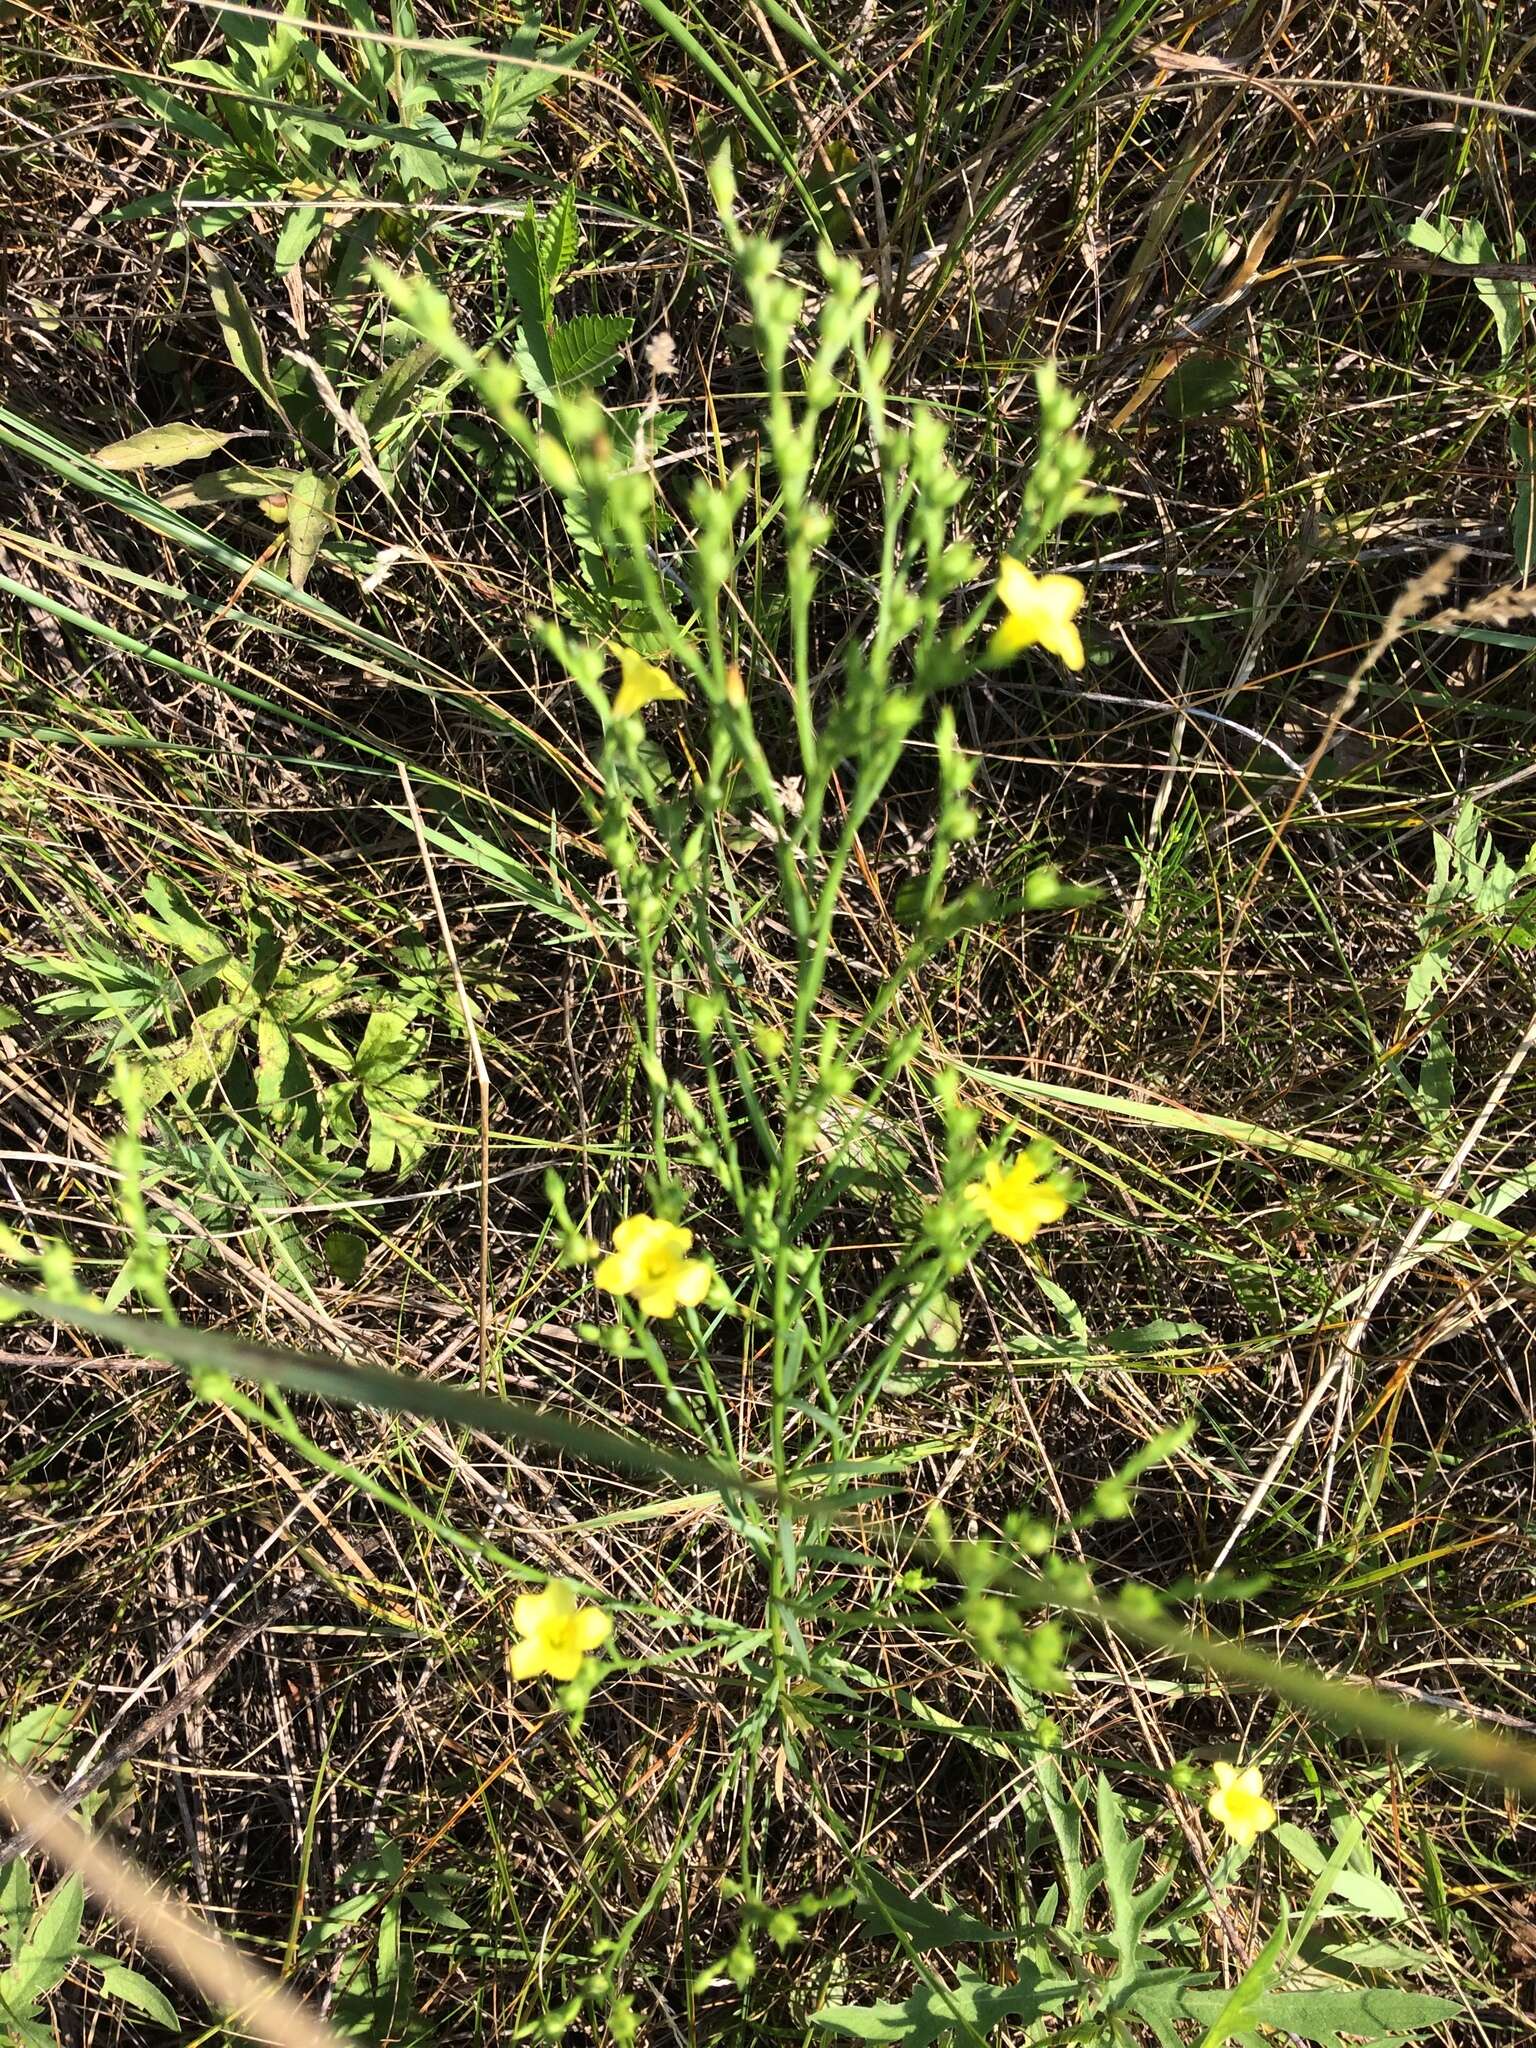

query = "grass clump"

[2,2,1536,2043]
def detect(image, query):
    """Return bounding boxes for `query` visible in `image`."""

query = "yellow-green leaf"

[92,424,237,471]
[199,246,281,414]
[285,471,336,592]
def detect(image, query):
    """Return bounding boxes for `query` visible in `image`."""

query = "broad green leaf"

[353,1009,418,1083]
[389,111,460,194]
[1196,1909,1290,2048]
[254,1009,297,1119]
[1163,350,1248,418]
[92,424,237,472]
[1,1705,77,1771]
[1310,1936,1441,1973]
[362,1066,434,1174]
[96,1961,178,2029]
[1405,215,1533,366]
[285,470,335,592]
[6,1875,83,2005]
[1032,1754,1087,1935]
[479,25,596,147]
[128,82,231,150]
[0,2005,55,2048]
[354,340,442,434]
[198,247,281,414]
[136,1004,245,1104]
[323,1228,367,1284]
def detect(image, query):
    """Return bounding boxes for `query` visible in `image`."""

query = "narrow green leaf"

[96,1962,178,2029]
[1512,414,1535,584]
[198,247,281,415]
[0,1290,775,1502]
[1275,1823,1406,1922]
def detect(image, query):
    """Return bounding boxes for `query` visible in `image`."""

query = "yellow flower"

[509,1580,612,1681]
[965,1154,1071,1245]
[1207,1762,1277,1848]
[990,557,1086,670]
[595,1213,712,1319]
[611,645,687,718]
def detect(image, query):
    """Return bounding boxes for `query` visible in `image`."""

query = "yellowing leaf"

[93,424,237,471]
[285,471,336,592]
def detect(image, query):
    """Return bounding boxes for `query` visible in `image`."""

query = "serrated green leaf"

[353,1009,417,1083]
[96,1962,178,2029]
[6,1876,83,2005]
[92,424,237,472]
[285,470,335,592]
[542,313,631,393]
[0,1858,32,1961]
[0,2004,56,2048]
[2,1705,77,1772]
[539,186,579,294]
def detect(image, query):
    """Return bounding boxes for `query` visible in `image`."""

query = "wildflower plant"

[0,148,1440,2048]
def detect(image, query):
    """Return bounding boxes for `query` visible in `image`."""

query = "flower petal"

[995,557,1036,612]
[572,1606,612,1653]
[672,1258,712,1309]
[612,1215,656,1253]
[594,1252,634,1296]
[508,1636,548,1680]
[513,1586,561,1638]
[544,1641,586,1682]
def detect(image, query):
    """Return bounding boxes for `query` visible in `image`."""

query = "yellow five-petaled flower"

[965,1154,1071,1245]
[509,1580,612,1682]
[595,1213,712,1319]
[1207,1762,1277,1848]
[990,557,1087,671]
[611,644,688,719]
